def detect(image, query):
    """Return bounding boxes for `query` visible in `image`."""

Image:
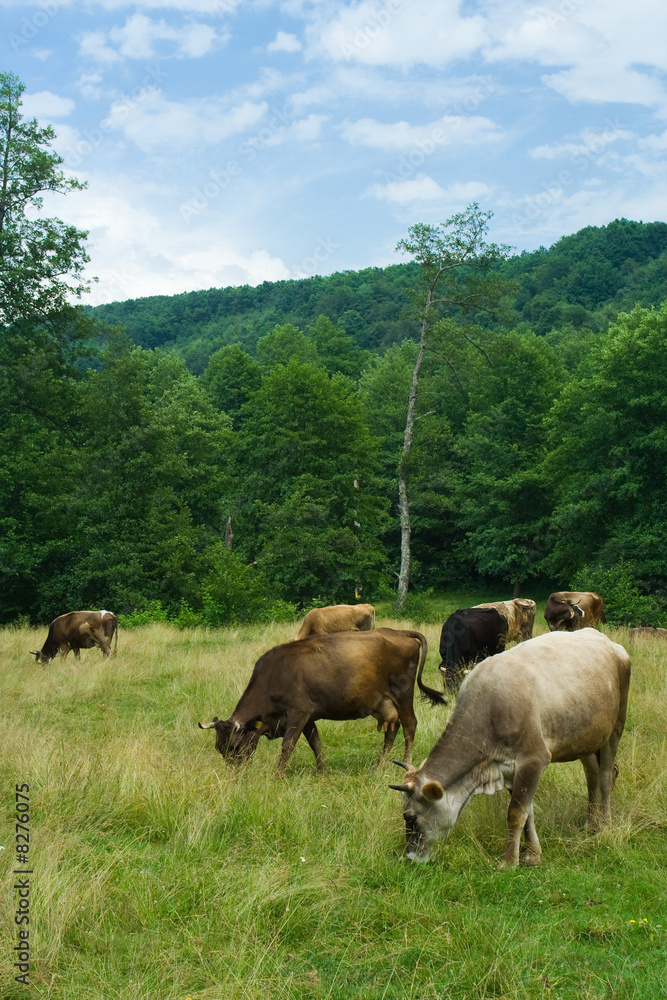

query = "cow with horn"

[199,627,445,774]
[390,629,630,868]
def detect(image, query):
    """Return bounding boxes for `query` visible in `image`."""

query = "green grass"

[1,618,666,999]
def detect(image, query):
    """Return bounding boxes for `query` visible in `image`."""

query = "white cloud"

[544,64,667,109]
[530,127,635,162]
[21,90,76,119]
[505,173,667,249]
[105,91,268,152]
[265,114,328,146]
[79,13,224,64]
[306,0,487,68]
[78,29,122,64]
[366,175,491,205]
[268,31,302,53]
[639,129,667,152]
[40,175,291,304]
[484,0,667,109]
[340,113,503,151]
[179,22,221,57]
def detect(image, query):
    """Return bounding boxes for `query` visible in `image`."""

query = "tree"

[0,72,90,326]
[453,333,567,595]
[545,302,667,600]
[394,203,513,606]
[232,358,388,602]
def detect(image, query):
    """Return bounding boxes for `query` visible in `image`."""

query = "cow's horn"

[198,719,219,729]
[389,783,414,793]
[392,759,409,770]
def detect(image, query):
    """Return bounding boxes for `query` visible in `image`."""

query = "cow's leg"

[302,720,325,773]
[520,801,542,867]
[373,721,400,769]
[276,713,310,774]
[72,647,81,660]
[499,755,549,869]
[595,729,624,827]
[59,644,70,660]
[396,700,417,766]
[580,753,603,830]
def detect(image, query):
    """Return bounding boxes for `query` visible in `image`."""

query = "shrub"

[572,560,666,627]
[117,601,170,628]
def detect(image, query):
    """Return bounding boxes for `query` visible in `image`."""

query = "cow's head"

[548,599,585,631]
[29,650,51,664]
[390,763,458,862]
[199,716,261,762]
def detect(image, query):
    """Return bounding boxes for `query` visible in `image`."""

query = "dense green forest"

[90,218,667,373]
[3,72,667,626]
[4,219,667,626]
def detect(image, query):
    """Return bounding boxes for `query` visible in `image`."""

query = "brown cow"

[199,627,445,773]
[474,599,536,644]
[295,603,375,640]
[30,610,118,664]
[389,629,629,868]
[544,591,605,631]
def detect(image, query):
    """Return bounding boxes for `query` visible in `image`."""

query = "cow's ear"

[421,780,445,802]
[245,715,262,732]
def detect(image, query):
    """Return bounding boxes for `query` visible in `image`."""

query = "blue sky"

[2,0,666,304]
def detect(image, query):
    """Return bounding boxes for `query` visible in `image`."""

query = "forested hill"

[91,218,667,371]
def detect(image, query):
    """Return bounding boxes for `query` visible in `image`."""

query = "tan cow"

[295,603,375,640]
[474,598,536,644]
[30,610,118,663]
[390,629,630,868]
[544,591,605,631]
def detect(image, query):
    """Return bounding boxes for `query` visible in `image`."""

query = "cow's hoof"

[519,851,542,867]
[496,857,519,870]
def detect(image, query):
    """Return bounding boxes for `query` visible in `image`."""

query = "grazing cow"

[390,629,630,868]
[438,608,507,688]
[295,603,375,640]
[628,626,667,640]
[199,627,445,774]
[544,591,606,631]
[30,610,118,664]
[474,598,536,644]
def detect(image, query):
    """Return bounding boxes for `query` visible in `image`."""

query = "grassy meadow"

[1,614,667,1000]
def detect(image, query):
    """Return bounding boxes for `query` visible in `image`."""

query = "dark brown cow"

[295,603,375,640]
[544,591,605,631]
[199,627,445,773]
[390,629,630,868]
[30,610,118,663]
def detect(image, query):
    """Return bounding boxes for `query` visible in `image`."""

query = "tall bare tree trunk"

[397,306,430,609]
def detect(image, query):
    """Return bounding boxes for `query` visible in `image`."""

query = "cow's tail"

[404,629,447,707]
[113,616,119,655]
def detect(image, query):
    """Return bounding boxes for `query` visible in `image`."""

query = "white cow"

[390,629,630,868]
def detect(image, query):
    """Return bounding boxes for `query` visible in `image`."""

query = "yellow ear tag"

[255,720,262,730]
